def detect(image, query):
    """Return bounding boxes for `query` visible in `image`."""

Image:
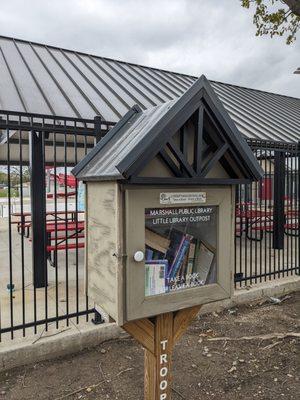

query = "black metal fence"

[235,139,299,286]
[0,110,299,341]
[0,110,114,341]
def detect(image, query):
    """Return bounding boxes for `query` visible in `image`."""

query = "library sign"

[159,192,206,205]
[146,205,215,225]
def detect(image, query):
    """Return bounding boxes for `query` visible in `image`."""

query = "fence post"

[29,130,47,288]
[273,151,285,250]
[295,140,300,275]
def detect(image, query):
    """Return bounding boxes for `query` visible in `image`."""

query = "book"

[145,260,168,296]
[145,229,171,255]
[165,233,184,274]
[186,242,196,275]
[177,247,189,277]
[194,242,215,284]
[168,234,193,280]
[145,248,154,261]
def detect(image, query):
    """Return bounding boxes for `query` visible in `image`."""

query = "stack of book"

[144,228,215,295]
[145,229,169,296]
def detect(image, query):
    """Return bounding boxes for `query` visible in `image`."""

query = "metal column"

[295,140,300,275]
[273,151,285,250]
[30,130,47,288]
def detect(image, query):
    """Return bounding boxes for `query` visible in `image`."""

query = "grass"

[0,189,19,198]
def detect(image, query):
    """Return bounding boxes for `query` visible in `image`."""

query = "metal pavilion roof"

[0,35,299,143]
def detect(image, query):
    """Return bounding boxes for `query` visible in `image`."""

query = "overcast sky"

[0,0,299,97]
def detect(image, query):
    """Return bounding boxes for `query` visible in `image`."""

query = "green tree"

[241,0,300,44]
[0,167,30,186]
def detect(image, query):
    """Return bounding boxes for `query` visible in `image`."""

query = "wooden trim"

[153,313,173,399]
[173,305,202,343]
[122,318,155,354]
[125,186,233,321]
[123,307,203,399]
[144,350,156,399]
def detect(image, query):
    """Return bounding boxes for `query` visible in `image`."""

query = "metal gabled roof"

[73,76,264,182]
[0,35,299,143]
[72,102,175,180]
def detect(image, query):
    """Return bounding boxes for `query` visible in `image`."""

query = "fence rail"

[0,109,299,341]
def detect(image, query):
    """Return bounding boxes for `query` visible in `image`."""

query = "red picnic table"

[11,210,84,238]
[46,191,76,199]
[46,220,85,267]
[236,205,299,241]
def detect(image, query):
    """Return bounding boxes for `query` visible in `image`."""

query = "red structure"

[260,177,273,201]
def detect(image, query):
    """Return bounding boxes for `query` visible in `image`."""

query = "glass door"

[144,206,218,296]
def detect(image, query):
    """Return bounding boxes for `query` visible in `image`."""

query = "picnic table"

[46,220,85,266]
[46,191,76,199]
[11,210,84,238]
[12,211,85,267]
[24,219,85,267]
[236,204,299,241]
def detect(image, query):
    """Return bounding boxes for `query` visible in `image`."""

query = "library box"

[72,76,263,325]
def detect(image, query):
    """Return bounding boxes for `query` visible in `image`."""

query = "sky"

[0,0,299,97]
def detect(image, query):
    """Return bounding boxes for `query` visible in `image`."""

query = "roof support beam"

[194,105,204,174]
[201,143,229,177]
[167,138,196,177]
[179,125,188,173]
[158,149,183,177]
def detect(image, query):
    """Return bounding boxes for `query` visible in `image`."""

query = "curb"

[0,322,126,372]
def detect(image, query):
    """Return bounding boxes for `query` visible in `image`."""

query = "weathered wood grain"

[122,318,155,354]
[173,305,202,343]
[123,308,205,399]
[86,181,124,323]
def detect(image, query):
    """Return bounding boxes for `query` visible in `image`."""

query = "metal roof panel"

[0,35,299,143]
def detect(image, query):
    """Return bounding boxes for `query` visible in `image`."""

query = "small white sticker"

[159,192,206,205]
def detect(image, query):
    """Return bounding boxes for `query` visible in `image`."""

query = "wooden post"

[122,305,201,399]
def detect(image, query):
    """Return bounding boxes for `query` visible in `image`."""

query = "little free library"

[73,75,263,399]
